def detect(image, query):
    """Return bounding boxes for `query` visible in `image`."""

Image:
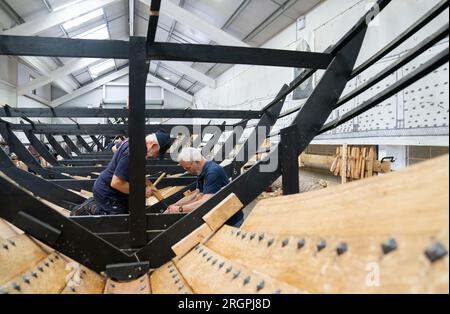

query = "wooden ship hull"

[1,155,448,294]
[0,0,449,295]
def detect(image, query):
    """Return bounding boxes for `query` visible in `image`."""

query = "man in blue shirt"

[165,147,243,226]
[92,131,172,215]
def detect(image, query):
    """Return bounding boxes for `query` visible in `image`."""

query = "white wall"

[0,55,17,107]
[194,0,449,149]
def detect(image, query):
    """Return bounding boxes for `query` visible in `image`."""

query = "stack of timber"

[0,155,448,293]
[301,145,391,183]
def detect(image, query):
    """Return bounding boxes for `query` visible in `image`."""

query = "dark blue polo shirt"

[93,140,129,214]
[197,161,229,194]
[197,161,244,227]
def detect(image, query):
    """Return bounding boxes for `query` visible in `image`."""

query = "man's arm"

[112,176,155,197]
[166,193,213,213]
[111,175,129,194]
[174,190,200,206]
[179,194,213,212]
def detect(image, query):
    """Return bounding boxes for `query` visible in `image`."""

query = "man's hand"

[145,186,155,198]
[164,204,180,214]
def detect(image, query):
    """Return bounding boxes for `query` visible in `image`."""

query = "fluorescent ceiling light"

[89,59,115,78]
[73,24,110,40]
[63,8,104,30]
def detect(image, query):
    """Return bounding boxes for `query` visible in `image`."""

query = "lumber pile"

[300,145,390,183]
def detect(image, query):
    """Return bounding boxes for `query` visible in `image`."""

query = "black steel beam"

[97,231,161,250]
[24,130,60,166]
[321,47,450,134]
[259,0,391,115]
[0,35,129,59]
[226,84,289,178]
[147,42,334,69]
[0,122,68,179]
[0,176,133,272]
[58,159,110,166]
[50,176,195,193]
[280,126,300,195]
[50,179,95,192]
[0,164,85,210]
[45,134,71,159]
[350,0,448,79]
[337,23,449,108]
[128,36,148,246]
[11,123,231,135]
[0,107,261,119]
[62,135,82,155]
[90,135,105,151]
[76,135,93,152]
[69,213,185,234]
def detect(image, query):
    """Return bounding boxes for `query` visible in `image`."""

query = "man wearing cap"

[90,130,173,215]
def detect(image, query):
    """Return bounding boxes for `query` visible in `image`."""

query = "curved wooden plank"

[0,234,48,285]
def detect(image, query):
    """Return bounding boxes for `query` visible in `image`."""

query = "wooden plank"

[206,225,448,293]
[203,193,243,231]
[104,274,150,294]
[61,264,106,294]
[146,186,185,206]
[150,261,193,294]
[360,147,366,179]
[0,219,22,239]
[0,253,69,294]
[171,223,214,258]
[0,234,48,285]
[174,245,301,294]
[341,144,347,184]
[368,147,375,177]
[243,155,449,238]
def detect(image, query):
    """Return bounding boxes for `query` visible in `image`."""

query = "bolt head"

[382,238,398,255]
[297,239,305,250]
[425,242,448,263]
[336,242,348,256]
[256,280,265,291]
[317,240,327,252]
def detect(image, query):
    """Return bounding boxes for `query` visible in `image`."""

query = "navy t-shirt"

[197,161,244,227]
[196,161,229,194]
[93,140,129,211]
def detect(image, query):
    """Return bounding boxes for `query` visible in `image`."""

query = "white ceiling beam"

[17,58,100,95]
[20,56,75,94]
[129,0,134,36]
[1,0,120,36]
[139,0,250,47]
[147,74,193,102]
[51,67,129,107]
[160,61,216,88]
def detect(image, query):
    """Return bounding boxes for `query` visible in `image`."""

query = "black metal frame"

[0,0,447,277]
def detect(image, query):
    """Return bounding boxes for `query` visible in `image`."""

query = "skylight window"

[89,59,115,79]
[73,24,110,40]
[63,8,104,31]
